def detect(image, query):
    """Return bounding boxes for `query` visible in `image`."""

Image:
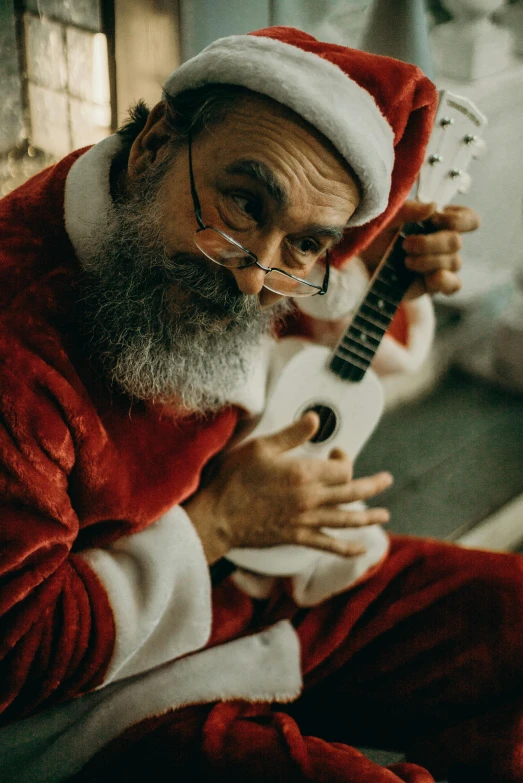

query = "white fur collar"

[64,134,124,265]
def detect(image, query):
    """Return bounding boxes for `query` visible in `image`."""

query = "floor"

[357,367,523,544]
[350,316,523,777]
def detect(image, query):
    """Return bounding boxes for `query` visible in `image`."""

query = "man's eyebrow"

[223,162,347,243]
[223,160,289,208]
[305,224,346,244]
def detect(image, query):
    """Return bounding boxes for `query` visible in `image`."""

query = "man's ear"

[128,101,172,178]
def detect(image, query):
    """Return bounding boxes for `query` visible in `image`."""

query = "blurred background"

[1,0,523,552]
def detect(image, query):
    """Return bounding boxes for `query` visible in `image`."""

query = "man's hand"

[184,412,393,564]
[360,200,480,299]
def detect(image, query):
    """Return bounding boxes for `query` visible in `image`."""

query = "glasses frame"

[187,132,329,297]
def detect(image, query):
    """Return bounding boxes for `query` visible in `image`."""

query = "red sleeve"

[0,349,115,725]
[387,305,409,347]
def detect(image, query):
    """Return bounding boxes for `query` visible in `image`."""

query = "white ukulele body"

[227,338,384,576]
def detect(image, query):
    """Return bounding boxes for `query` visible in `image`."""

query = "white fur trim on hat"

[163,34,394,227]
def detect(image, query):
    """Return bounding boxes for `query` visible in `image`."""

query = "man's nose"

[229,262,267,296]
[231,234,282,296]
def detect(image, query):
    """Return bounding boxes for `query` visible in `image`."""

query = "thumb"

[391,200,437,229]
[262,411,320,455]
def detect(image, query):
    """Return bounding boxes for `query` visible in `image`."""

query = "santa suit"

[2,29,523,783]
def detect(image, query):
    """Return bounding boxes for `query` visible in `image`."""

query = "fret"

[352,314,385,340]
[345,330,380,352]
[332,347,369,372]
[378,263,403,286]
[341,332,376,355]
[341,336,376,358]
[337,339,374,362]
[365,291,398,316]
[372,278,404,307]
[366,294,397,313]
[360,301,393,327]
[375,272,402,293]
[380,249,415,290]
[380,256,410,280]
[347,327,380,346]
[360,300,390,324]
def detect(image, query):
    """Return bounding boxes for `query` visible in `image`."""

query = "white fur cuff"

[79,505,212,684]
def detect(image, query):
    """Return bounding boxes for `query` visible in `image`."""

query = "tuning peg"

[449,169,472,194]
[464,134,487,158]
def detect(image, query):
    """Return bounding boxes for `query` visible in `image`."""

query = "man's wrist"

[183,489,231,565]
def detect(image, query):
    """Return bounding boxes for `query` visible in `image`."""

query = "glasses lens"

[263,270,320,297]
[194,227,252,268]
[193,227,325,297]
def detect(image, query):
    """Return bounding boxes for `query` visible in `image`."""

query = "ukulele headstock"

[415,90,487,210]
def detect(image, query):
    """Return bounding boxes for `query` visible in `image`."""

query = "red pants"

[73,536,523,782]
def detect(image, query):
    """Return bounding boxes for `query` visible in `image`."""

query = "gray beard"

[79,158,292,414]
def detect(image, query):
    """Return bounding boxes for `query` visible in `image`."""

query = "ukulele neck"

[329,222,428,382]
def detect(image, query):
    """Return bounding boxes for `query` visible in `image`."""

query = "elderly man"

[0,25,522,783]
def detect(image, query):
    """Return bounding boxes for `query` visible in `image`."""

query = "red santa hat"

[163,26,438,264]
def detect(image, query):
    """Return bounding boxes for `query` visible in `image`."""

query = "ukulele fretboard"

[330,224,424,382]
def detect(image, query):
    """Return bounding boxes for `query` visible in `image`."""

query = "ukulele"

[227,90,487,577]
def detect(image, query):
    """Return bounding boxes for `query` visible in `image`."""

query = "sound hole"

[303,404,338,443]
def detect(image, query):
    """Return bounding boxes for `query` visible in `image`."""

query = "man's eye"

[293,237,321,255]
[231,194,261,220]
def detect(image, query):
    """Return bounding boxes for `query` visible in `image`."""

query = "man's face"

[130,94,361,308]
[82,96,360,414]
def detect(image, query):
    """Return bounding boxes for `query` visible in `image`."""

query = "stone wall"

[0,0,24,156]
[23,0,111,158]
[0,0,112,194]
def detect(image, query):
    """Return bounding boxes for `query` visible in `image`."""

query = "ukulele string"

[313,243,409,446]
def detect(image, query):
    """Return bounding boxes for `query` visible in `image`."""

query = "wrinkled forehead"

[163,34,396,227]
[191,95,361,212]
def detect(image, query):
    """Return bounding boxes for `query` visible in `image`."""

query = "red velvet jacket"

[0,151,241,723]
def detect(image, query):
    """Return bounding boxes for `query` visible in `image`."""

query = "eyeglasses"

[188,133,330,298]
